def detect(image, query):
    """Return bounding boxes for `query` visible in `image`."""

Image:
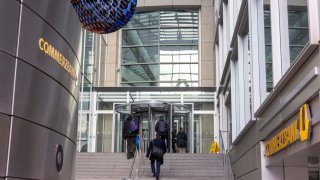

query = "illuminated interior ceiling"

[71,0,137,34]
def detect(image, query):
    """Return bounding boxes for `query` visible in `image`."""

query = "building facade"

[215,0,320,179]
[77,0,217,154]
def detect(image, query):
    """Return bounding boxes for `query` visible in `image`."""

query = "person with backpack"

[176,127,187,153]
[122,115,139,159]
[146,133,167,180]
[155,115,169,149]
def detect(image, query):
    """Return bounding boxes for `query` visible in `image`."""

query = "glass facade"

[287,0,309,63]
[264,4,273,92]
[121,11,199,87]
[263,0,309,92]
[78,30,107,152]
[78,89,215,153]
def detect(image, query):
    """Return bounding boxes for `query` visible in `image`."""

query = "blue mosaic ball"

[71,0,137,34]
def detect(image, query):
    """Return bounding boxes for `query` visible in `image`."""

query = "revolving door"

[114,101,192,153]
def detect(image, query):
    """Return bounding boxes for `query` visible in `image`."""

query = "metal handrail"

[219,131,234,180]
[128,137,145,180]
[128,149,139,180]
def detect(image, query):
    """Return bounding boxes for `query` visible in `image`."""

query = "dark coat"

[146,137,167,164]
[122,117,138,139]
[155,119,169,136]
[176,132,187,148]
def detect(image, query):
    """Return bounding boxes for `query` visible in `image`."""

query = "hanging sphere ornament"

[71,0,137,34]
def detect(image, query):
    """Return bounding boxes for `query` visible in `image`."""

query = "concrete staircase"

[137,153,224,180]
[75,153,225,180]
[75,153,134,180]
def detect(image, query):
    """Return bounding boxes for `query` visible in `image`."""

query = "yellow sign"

[209,141,220,154]
[264,104,311,157]
[38,38,77,81]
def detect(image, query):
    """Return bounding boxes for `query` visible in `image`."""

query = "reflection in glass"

[264,6,273,92]
[160,11,198,27]
[159,64,198,86]
[125,11,159,28]
[160,28,198,45]
[121,64,158,82]
[122,29,159,46]
[96,114,113,152]
[287,0,309,63]
[77,113,89,152]
[160,46,198,63]
[194,114,214,153]
[123,46,158,64]
[121,11,199,87]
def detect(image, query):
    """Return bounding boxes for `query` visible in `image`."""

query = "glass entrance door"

[114,102,192,153]
[172,104,192,153]
[114,104,130,153]
[132,102,170,153]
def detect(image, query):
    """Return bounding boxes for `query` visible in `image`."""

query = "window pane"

[266,63,273,82]
[267,82,273,92]
[159,74,172,81]
[264,3,273,92]
[191,64,199,74]
[122,29,159,46]
[84,31,94,47]
[290,46,304,62]
[122,46,158,64]
[288,28,309,46]
[160,11,199,27]
[124,12,159,28]
[191,74,198,81]
[160,64,198,81]
[160,64,172,74]
[121,11,199,87]
[265,46,272,63]
[160,46,198,63]
[287,0,309,63]
[160,28,198,45]
[121,65,158,82]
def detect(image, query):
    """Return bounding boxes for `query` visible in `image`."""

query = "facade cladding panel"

[0,0,81,179]
[216,0,320,180]
[7,117,75,180]
[18,5,80,98]
[0,114,10,177]
[0,0,19,57]
[0,52,15,115]
[13,60,78,142]
[23,0,82,59]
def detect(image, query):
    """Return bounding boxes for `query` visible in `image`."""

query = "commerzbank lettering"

[38,38,77,81]
[264,104,312,157]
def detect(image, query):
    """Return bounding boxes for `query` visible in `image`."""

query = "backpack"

[130,118,138,132]
[158,120,167,133]
[152,140,164,158]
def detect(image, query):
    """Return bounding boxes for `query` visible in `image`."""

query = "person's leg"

[126,139,131,159]
[150,159,155,176]
[129,137,136,157]
[172,143,176,153]
[155,160,161,178]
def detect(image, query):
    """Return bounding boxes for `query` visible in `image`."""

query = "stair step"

[75,153,226,180]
